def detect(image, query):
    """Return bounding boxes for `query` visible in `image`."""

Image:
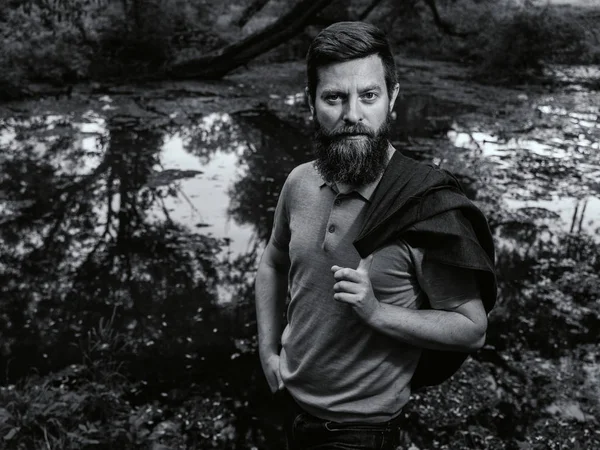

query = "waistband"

[278,389,405,429]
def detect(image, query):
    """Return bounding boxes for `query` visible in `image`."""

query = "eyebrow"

[320,85,383,97]
[320,88,343,97]
[359,84,383,93]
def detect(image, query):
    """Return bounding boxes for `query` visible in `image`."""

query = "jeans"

[280,390,402,450]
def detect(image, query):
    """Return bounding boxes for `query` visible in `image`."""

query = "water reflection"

[546,64,600,90]
[448,97,600,238]
[505,196,600,236]
[148,109,313,256]
[158,132,254,257]
[227,109,312,241]
[0,112,233,380]
[392,94,475,140]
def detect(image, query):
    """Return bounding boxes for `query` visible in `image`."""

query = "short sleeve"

[410,245,481,310]
[270,176,291,252]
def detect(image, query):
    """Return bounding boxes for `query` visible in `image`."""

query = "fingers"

[331,266,362,282]
[267,372,280,393]
[276,369,284,391]
[263,354,284,393]
[333,292,355,304]
[333,280,359,294]
[267,368,284,392]
[332,255,374,279]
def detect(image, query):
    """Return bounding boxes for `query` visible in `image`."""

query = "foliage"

[92,0,219,76]
[0,3,91,96]
[2,0,599,93]
[385,0,599,80]
[472,4,592,80]
[0,0,222,90]
[488,231,600,357]
[0,361,254,449]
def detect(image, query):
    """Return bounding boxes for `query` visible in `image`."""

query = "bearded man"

[255,21,496,450]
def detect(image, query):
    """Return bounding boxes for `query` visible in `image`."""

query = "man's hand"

[331,255,380,323]
[260,352,284,393]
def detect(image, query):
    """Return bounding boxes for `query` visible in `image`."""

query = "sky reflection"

[447,98,600,239]
[157,131,255,257]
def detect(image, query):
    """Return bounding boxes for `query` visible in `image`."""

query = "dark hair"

[306,21,397,104]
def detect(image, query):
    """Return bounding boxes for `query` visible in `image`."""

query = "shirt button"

[328,224,336,233]
[334,199,341,206]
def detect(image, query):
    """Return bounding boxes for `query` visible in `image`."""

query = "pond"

[0,72,599,448]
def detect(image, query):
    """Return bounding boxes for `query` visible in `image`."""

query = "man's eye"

[325,95,341,102]
[362,92,377,101]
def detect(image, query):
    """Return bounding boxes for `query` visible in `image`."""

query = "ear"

[389,83,400,113]
[305,87,315,116]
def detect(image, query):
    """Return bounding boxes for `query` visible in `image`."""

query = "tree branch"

[168,0,334,79]
[236,0,271,28]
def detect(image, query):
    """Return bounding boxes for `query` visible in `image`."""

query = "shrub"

[488,232,600,356]
[0,0,218,87]
[0,365,132,449]
[0,362,251,449]
[473,5,590,80]
[382,0,597,79]
[0,4,91,93]
[95,0,199,69]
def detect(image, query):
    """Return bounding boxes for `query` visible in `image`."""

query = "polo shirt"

[270,157,478,423]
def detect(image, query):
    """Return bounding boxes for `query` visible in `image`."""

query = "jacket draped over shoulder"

[354,151,497,389]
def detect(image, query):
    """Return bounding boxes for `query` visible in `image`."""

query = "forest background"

[1,0,600,449]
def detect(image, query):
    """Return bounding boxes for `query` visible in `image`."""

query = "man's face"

[309,54,399,186]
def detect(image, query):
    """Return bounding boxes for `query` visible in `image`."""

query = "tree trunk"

[168,0,334,80]
[235,0,271,28]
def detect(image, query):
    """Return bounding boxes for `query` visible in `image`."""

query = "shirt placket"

[322,194,351,253]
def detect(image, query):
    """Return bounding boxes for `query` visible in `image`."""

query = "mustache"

[319,123,376,138]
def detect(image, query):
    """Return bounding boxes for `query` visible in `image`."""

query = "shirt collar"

[318,145,395,202]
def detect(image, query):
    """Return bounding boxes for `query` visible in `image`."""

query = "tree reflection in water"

[0,116,227,383]
[228,109,313,242]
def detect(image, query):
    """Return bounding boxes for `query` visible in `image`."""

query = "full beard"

[312,114,392,187]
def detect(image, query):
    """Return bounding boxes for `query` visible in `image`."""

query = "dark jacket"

[353,151,497,390]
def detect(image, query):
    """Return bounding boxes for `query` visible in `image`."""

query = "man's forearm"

[366,302,486,352]
[255,263,288,355]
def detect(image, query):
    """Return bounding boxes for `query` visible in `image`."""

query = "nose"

[343,97,362,124]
